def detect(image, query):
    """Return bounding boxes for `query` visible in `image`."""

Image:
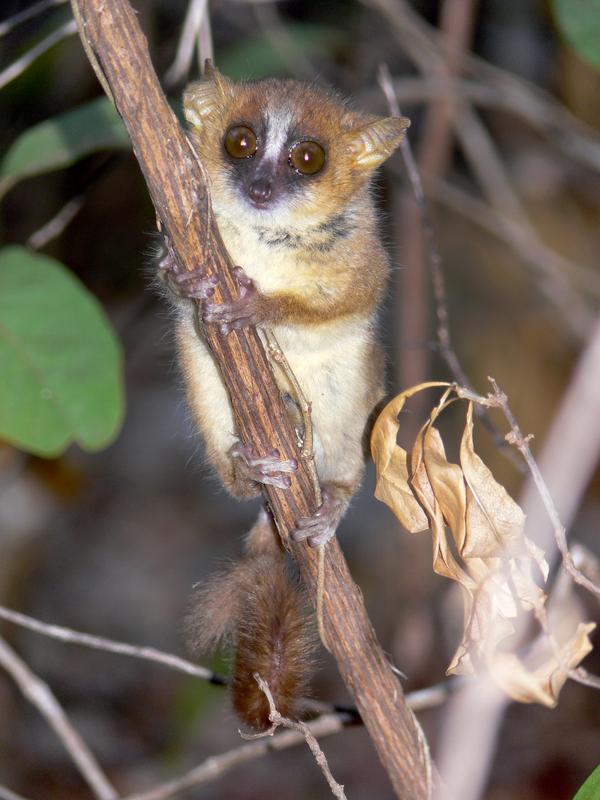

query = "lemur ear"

[183,62,235,129]
[346,116,410,170]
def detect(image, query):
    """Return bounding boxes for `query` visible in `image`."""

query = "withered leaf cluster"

[371,382,595,707]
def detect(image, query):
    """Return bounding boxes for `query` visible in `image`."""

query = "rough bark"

[70,1,430,796]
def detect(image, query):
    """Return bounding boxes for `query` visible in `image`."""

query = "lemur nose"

[248,178,272,203]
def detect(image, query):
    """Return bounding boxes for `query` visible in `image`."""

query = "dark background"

[1,1,600,798]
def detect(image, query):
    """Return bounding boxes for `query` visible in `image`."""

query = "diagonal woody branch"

[69,1,429,796]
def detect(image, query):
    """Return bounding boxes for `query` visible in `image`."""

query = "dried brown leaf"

[460,403,527,559]
[490,623,595,707]
[371,382,448,533]
[422,422,467,554]
[410,425,473,587]
[371,383,594,707]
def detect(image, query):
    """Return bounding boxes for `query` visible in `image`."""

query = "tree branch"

[0,636,117,800]
[69,1,430,796]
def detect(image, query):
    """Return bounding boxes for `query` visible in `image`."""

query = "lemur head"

[184,65,409,228]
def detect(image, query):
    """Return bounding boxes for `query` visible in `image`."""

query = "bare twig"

[442,349,600,799]
[26,196,85,249]
[0,602,453,715]
[0,0,68,37]
[122,712,353,800]
[362,75,600,175]
[251,675,347,800]
[432,179,600,299]
[0,18,77,90]
[365,0,596,342]
[378,64,467,387]
[0,786,33,800]
[0,635,117,800]
[487,372,600,601]
[164,0,209,89]
[378,64,524,472]
[0,605,227,685]
[252,2,317,80]
[0,597,450,799]
[121,681,448,800]
[417,0,478,182]
[368,0,520,219]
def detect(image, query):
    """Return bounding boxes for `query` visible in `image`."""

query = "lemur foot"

[158,241,217,301]
[291,489,341,548]
[203,266,261,334]
[231,443,297,490]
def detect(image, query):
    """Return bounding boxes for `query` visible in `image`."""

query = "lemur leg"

[230,442,297,491]
[291,483,353,548]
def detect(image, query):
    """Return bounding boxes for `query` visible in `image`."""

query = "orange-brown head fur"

[183,65,409,233]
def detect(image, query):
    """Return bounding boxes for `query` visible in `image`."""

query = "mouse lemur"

[159,65,409,729]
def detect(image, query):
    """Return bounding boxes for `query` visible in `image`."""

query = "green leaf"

[0,246,124,457]
[574,765,600,800]
[219,23,346,80]
[0,97,130,198]
[551,0,600,68]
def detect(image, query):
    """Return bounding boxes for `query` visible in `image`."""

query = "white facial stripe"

[264,107,294,163]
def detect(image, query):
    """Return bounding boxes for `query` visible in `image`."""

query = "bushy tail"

[186,509,316,730]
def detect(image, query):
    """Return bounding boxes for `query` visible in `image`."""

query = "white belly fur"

[177,215,374,487]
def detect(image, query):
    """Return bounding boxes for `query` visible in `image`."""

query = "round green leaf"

[0,246,124,456]
[574,764,600,800]
[552,0,600,68]
[0,97,130,198]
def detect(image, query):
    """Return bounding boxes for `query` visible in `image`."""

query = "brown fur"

[186,511,316,730]
[179,69,408,729]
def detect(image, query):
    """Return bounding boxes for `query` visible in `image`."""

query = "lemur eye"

[289,140,326,175]
[224,125,257,159]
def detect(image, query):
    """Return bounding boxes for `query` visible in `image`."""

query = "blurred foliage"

[551,0,600,68]
[0,246,123,456]
[573,764,600,800]
[0,97,129,198]
[219,22,346,79]
[1,1,600,799]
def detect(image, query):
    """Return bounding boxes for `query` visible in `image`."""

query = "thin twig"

[486,376,600,601]
[365,0,596,342]
[26,196,84,249]
[436,362,600,799]
[416,0,478,182]
[378,64,468,387]
[122,712,353,800]
[0,605,227,685]
[395,4,600,174]
[0,603,453,716]
[252,2,317,80]
[163,0,208,89]
[0,0,68,37]
[0,18,77,90]
[432,179,600,299]
[0,635,117,800]
[0,786,33,800]
[378,64,524,472]
[251,675,347,800]
[121,681,448,800]
[371,75,600,175]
